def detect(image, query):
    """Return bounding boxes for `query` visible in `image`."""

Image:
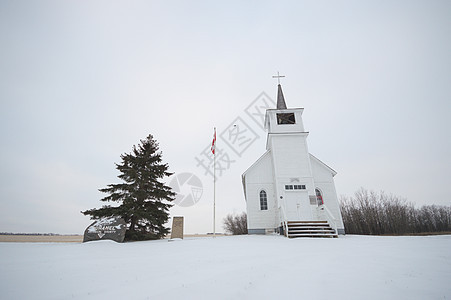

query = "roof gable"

[242,149,271,178]
[309,153,337,176]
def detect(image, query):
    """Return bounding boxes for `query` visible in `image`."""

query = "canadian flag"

[211,128,216,155]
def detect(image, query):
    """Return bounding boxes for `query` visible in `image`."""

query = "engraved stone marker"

[83,217,126,243]
[170,216,184,239]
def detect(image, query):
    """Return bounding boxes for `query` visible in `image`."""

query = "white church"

[242,83,345,238]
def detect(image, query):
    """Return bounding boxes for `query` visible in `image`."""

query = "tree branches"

[81,134,175,241]
[223,212,248,235]
[340,188,451,235]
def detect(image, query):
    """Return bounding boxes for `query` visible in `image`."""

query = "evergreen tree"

[82,134,175,241]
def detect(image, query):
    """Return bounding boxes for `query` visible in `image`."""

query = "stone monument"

[170,216,184,239]
[83,217,127,243]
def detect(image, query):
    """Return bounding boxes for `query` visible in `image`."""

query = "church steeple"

[276,84,287,109]
[272,72,287,109]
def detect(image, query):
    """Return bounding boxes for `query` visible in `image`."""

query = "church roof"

[276,84,287,109]
[309,154,337,176]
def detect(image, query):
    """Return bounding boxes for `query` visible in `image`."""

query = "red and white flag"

[211,128,216,155]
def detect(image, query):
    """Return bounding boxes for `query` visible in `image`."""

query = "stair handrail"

[279,204,289,237]
[318,204,338,235]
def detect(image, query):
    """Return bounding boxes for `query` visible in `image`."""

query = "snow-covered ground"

[1,235,450,299]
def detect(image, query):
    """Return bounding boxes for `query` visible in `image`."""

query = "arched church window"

[315,188,324,206]
[259,190,268,210]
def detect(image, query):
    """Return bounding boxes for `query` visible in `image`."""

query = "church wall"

[245,183,277,232]
[315,182,344,230]
[243,152,278,232]
[270,134,313,179]
[310,158,345,231]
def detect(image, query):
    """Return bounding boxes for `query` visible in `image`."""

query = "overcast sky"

[1,1,450,234]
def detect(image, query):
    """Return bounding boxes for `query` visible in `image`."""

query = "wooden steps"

[284,221,338,238]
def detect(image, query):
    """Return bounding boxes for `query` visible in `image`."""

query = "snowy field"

[1,235,450,300]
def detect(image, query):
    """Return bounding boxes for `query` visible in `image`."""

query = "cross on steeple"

[272,71,285,85]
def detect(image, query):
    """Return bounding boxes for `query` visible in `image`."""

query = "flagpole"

[213,127,216,238]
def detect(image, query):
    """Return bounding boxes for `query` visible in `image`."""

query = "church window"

[259,190,268,210]
[276,113,296,125]
[315,188,324,206]
[285,184,306,190]
[293,185,306,190]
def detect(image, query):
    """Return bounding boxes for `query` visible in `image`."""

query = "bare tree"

[223,212,248,235]
[340,188,451,235]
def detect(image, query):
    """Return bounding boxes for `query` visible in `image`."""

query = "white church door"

[285,191,312,220]
[285,193,298,220]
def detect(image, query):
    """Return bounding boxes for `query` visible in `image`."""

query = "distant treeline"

[340,189,451,235]
[0,233,62,236]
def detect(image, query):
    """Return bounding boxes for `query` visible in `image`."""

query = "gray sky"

[1,1,450,234]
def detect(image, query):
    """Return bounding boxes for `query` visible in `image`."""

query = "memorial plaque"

[170,216,184,239]
[83,217,126,243]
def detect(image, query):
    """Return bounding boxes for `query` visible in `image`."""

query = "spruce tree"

[82,134,175,241]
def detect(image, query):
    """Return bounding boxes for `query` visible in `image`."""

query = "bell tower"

[264,85,306,134]
[264,83,316,220]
